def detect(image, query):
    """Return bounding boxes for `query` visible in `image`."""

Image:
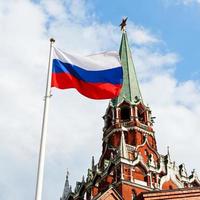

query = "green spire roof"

[111,31,142,106]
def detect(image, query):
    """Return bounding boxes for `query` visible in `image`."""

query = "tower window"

[138,111,145,123]
[152,174,156,183]
[121,106,130,121]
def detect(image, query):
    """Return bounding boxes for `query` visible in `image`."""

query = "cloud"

[142,75,200,171]
[128,23,159,45]
[133,47,179,80]
[0,1,200,200]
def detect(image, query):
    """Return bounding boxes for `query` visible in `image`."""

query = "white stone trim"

[103,126,154,141]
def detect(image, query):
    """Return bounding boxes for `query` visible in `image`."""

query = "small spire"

[166,146,171,162]
[61,170,71,200]
[119,130,128,159]
[91,156,95,170]
[167,146,170,156]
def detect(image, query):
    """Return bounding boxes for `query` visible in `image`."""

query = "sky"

[0,0,200,199]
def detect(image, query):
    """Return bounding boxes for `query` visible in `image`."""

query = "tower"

[61,25,200,200]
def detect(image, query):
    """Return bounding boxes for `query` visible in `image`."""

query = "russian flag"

[51,47,123,99]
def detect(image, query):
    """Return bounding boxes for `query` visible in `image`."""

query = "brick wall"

[137,187,200,200]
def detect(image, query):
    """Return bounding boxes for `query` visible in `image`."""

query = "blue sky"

[0,1,200,200]
[93,0,200,81]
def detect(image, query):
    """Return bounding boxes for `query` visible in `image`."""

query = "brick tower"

[61,26,200,200]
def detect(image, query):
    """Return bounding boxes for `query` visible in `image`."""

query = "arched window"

[152,173,157,183]
[121,106,130,121]
[138,110,145,123]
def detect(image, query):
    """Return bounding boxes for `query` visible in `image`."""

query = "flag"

[51,47,123,99]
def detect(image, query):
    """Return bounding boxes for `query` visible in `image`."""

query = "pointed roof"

[111,31,142,106]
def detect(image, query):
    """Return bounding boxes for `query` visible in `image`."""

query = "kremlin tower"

[60,23,200,200]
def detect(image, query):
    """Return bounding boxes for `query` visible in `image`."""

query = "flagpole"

[35,38,55,200]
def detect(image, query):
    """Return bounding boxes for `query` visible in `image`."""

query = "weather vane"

[120,17,128,31]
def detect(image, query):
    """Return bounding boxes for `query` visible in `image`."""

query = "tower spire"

[111,23,142,106]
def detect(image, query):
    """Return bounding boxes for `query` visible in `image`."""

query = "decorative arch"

[160,169,184,189]
[121,106,130,121]
[133,163,148,182]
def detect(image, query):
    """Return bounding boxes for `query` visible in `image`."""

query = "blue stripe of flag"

[52,59,123,84]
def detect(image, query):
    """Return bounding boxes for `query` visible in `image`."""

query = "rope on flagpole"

[35,38,55,200]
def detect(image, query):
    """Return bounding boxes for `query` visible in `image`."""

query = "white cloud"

[133,47,179,80]
[142,75,200,171]
[128,23,159,45]
[0,1,200,200]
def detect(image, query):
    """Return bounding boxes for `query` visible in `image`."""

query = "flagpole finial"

[120,17,128,32]
[50,38,55,43]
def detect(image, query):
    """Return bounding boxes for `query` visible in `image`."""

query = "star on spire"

[120,17,128,31]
